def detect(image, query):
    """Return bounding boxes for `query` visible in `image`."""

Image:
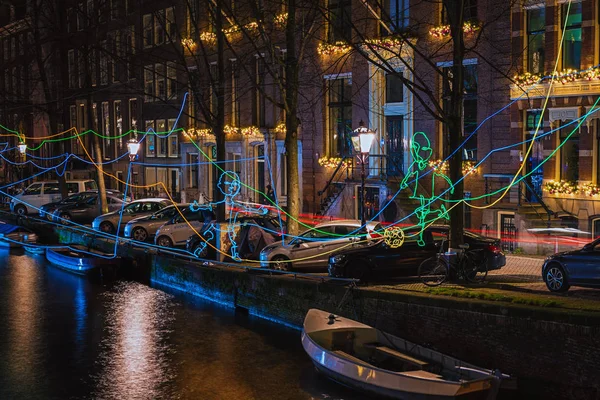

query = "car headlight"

[330,254,346,264]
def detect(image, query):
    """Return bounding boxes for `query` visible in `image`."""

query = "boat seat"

[401,370,443,380]
[333,350,375,367]
[368,345,429,369]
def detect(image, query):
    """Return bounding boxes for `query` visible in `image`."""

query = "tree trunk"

[285,0,300,236]
[87,94,108,214]
[446,0,465,248]
[214,0,226,222]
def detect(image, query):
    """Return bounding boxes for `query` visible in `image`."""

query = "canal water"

[0,251,365,400]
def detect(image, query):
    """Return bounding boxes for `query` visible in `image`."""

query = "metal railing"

[520,179,553,227]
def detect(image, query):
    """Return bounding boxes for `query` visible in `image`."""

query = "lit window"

[562,2,581,70]
[526,7,545,74]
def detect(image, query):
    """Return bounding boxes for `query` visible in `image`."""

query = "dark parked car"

[186,215,283,259]
[40,190,128,220]
[542,238,600,292]
[51,194,126,225]
[328,225,505,281]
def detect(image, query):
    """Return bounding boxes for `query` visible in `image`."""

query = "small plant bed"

[423,287,561,308]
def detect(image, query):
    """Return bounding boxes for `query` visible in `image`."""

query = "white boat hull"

[301,309,500,400]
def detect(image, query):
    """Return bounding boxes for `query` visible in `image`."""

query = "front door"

[500,214,516,252]
[525,133,544,202]
[386,116,404,177]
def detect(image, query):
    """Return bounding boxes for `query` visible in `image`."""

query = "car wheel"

[132,227,148,242]
[14,205,26,216]
[157,235,173,248]
[100,221,115,234]
[60,213,71,224]
[544,263,570,292]
[271,255,291,271]
[346,260,370,283]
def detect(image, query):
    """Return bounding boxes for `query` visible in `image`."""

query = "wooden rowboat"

[301,309,509,399]
[0,224,38,249]
[45,245,119,276]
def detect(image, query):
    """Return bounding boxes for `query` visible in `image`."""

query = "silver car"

[259,219,383,271]
[92,198,171,234]
[124,204,189,242]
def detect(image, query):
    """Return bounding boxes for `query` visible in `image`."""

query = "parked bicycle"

[418,239,489,286]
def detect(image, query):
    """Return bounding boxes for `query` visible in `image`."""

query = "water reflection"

[93,283,176,400]
[3,252,43,391]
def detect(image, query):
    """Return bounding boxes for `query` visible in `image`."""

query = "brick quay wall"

[56,227,599,400]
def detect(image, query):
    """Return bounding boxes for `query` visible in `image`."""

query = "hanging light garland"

[428,159,479,175]
[544,180,600,196]
[429,21,480,39]
[317,41,352,56]
[318,156,351,168]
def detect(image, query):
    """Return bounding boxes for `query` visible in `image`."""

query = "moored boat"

[45,245,120,275]
[0,223,38,248]
[301,308,509,399]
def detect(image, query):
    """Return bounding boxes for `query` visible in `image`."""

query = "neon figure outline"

[399,132,454,246]
[190,171,269,261]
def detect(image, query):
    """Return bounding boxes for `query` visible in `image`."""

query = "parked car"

[186,214,283,259]
[39,189,128,220]
[124,204,189,242]
[328,225,506,281]
[259,219,383,272]
[91,199,171,234]
[542,238,600,292]
[51,194,127,225]
[10,179,97,215]
[154,207,216,248]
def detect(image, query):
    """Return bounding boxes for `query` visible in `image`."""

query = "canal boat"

[0,223,38,249]
[45,245,119,275]
[301,308,509,399]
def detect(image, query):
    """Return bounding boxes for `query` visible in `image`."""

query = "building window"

[114,100,123,153]
[255,145,265,203]
[386,73,403,103]
[280,152,288,197]
[168,118,178,157]
[77,3,84,31]
[526,7,545,74]
[188,153,198,188]
[231,59,239,126]
[165,7,176,41]
[129,98,138,132]
[143,14,153,47]
[560,123,579,182]
[442,0,477,24]
[144,65,153,102]
[68,50,76,88]
[562,2,581,70]
[381,0,409,35]
[327,76,352,156]
[102,102,111,159]
[89,49,97,86]
[155,63,165,100]
[253,57,266,127]
[100,41,108,85]
[157,119,167,157]
[155,10,165,45]
[525,109,542,131]
[167,62,177,99]
[441,63,478,160]
[145,120,156,157]
[328,0,351,42]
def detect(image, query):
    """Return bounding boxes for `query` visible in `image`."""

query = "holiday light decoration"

[200,31,217,45]
[274,13,288,28]
[429,21,480,39]
[240,126,261,136]
[551,69,578,84]
[185,127,214,140]
[317,41,351,56]
[181,38,198,51]
[384,226,405,248]
[363,36,403,50]
[274,122,286,134]
[513,72,542,87]
[544,180,600,196]
[428,159,479,175]
[318,156,351,168]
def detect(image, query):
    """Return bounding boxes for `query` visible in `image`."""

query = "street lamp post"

[127,138,140,200]
[351,121,376,228]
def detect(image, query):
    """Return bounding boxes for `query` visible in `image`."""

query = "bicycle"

[418,239,489,286]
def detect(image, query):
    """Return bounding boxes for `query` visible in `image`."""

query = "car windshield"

[153,206,179,219]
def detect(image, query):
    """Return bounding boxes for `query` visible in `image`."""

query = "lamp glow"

[18,143,27,154]
[127,139,140,160]
[352,120,376,229]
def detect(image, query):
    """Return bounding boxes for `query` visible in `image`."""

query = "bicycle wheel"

[419,256,449,287]
[464,250,488,283]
